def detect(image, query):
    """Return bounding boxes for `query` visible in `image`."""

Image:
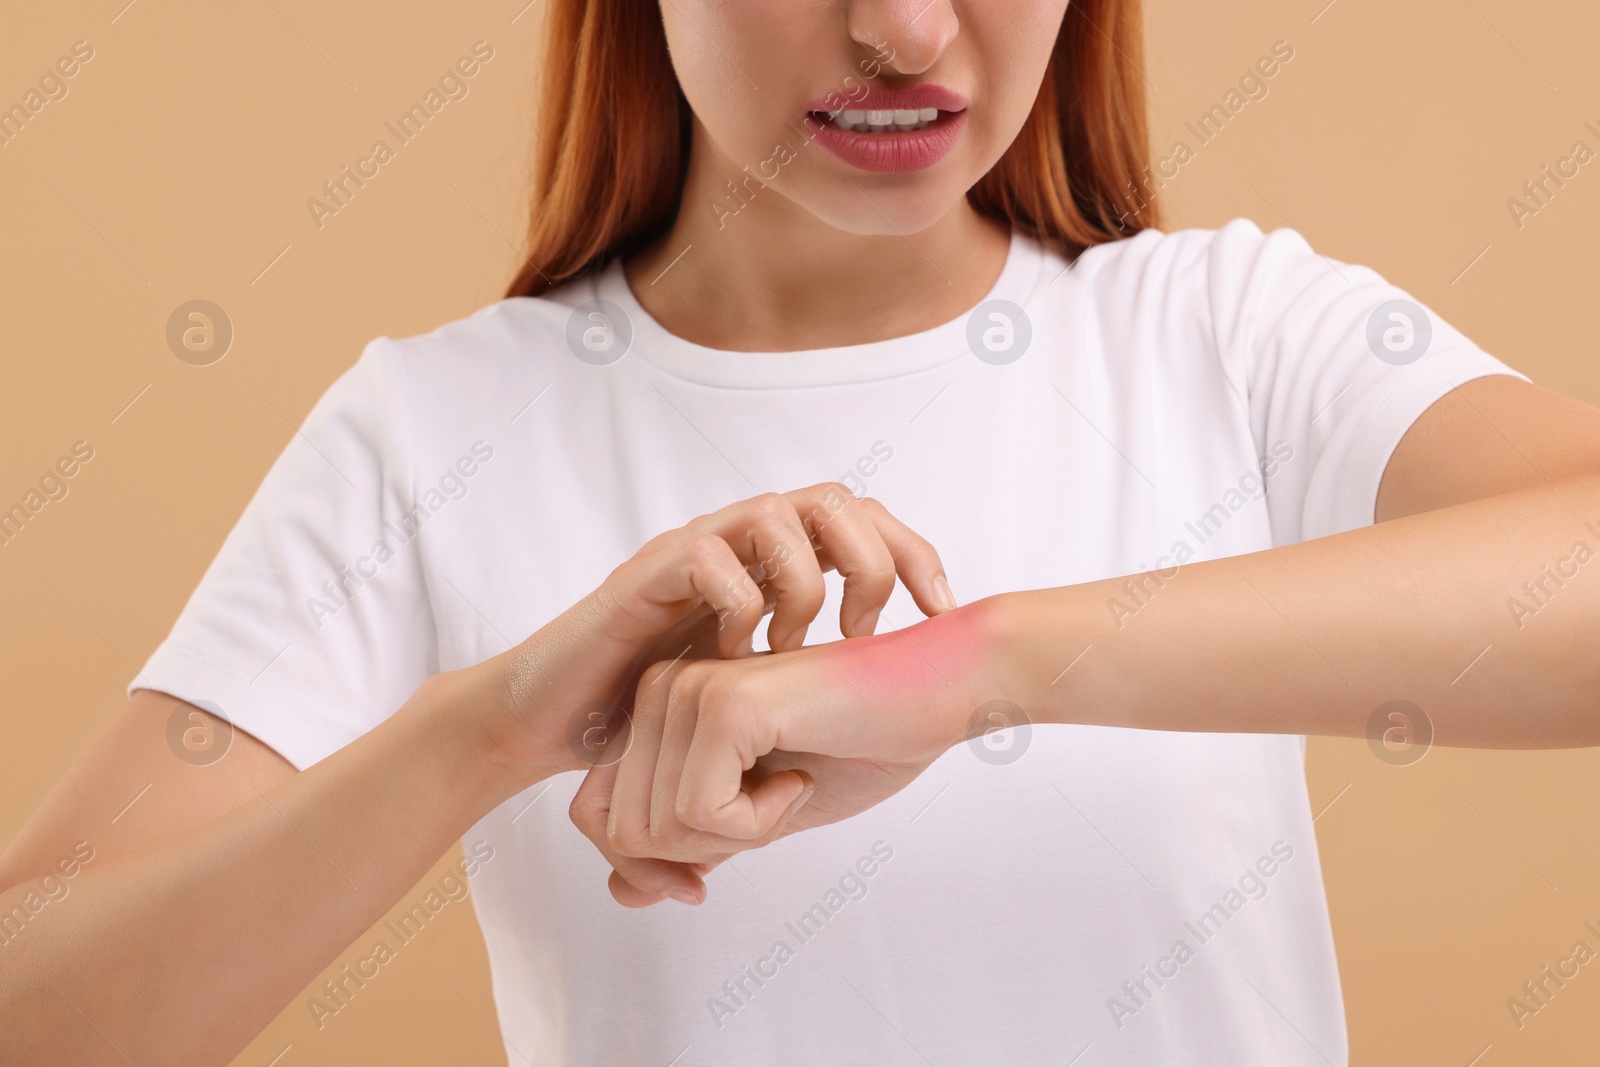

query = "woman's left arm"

[581,375,1600,871]
[1007,374,1600,747]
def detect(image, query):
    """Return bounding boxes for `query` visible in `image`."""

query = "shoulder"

[373,273,602,378]
[345,272,609,427]
[1038,217,1324,296]
[1026,219,1368,365]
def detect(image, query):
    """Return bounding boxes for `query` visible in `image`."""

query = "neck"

[624,121,1012,353]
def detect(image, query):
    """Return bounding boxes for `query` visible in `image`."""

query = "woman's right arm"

[0,675,535,1067]
[0,484,954,1065]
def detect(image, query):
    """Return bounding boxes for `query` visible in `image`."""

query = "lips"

[801,84,969,173]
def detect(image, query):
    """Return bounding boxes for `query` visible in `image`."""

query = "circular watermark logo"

[166,698,234,766]
[966,698,1032,766]
[565,299,632,366]
[1365,299,1432,366]
[566,698,633,768]
[966,300,1032,366]
[1366,699,1433,766]
[166,300,234,366]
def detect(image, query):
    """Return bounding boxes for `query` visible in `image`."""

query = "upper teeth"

[830,107,940,132]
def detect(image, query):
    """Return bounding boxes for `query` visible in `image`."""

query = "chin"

[798,182,972,239]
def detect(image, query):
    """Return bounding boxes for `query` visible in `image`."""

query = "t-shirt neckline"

[598,230,1044,389]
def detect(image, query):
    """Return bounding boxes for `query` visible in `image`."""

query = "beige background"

[1,1,1596,1063]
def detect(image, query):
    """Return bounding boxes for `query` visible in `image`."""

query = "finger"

[649,665,702,848]
[683,534,772,659]
[710,493,826,654]
[570,756,705,906]
[684,763,814,842]
[677,679,813,840]
[786,483,897,638]
[603,531,770,661]
[632,661,804,860]
[607,660,674,860]
[633,661,769,861]
[852,495,957,617]
[650,674,769,856]
[608,868,689,908]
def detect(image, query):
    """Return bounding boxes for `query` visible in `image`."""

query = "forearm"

[0,670,536,1066]
[996,475,1600,747]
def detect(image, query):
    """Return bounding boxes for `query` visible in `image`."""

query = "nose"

[846,0,959,77]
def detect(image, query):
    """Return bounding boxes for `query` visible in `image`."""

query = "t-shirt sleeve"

[1203,217,1530,545]
[130,338,438,770]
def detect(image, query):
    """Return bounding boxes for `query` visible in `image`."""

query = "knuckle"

[773,564,824,601]
[567,792,596,831]
[751,491,792,521]
[787,581,827,615]
[607,821,649,858]
[686,533,730,569]
[679,800,716,832]
[816,482,857,518]
[639,658,679,690]
[851,561,896,589]
[856,497,892,527]
[638,528,676,556]
[908,543,944,573]
[724,569,764,608]
[673,657,715,690]
[649,822,693,860]
[817,481,854,505]
[697,676,747,729]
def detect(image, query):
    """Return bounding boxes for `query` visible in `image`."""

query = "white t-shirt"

[132,218,1524,1065]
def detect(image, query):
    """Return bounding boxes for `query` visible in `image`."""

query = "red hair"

[505,1,1158,299]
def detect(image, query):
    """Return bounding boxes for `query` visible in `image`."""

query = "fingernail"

[668,888,701,906]
[931,574,957,612]
[773,625,807,653]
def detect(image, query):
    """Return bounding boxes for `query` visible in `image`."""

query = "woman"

[3,0,1596,1063]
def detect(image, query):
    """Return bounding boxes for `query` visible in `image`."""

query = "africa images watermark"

[306,41,495,230]
[307,839,495,1030]
[166,300,234,367]
[1366,699,1433,767]
[1117,40,1296,227]
[0,440,96,549]
[0,40,95,148]
[709,40,897,229]
[1505,520,1599,630]
[1104,439,1295,629]
[706,840,895,1030]
[1506,917,1600,1031]
[0,840,97,949]
[1506,117,1600,231]
[305,440,495,628]
[1105,839,1296,1030]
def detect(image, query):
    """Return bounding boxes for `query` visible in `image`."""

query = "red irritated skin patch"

[810,599,1000,754]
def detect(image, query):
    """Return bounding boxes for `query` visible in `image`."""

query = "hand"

[570,597,1011,905]
[468,485,957,893]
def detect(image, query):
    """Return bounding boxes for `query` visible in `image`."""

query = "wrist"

[407,664,566,812]
[864,594,1036,753]
[965,587,1095,732]
[952,592,1043,741]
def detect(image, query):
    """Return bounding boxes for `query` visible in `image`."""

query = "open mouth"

[808,107,951,134]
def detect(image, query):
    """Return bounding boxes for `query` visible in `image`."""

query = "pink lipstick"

[802,84,968,173]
